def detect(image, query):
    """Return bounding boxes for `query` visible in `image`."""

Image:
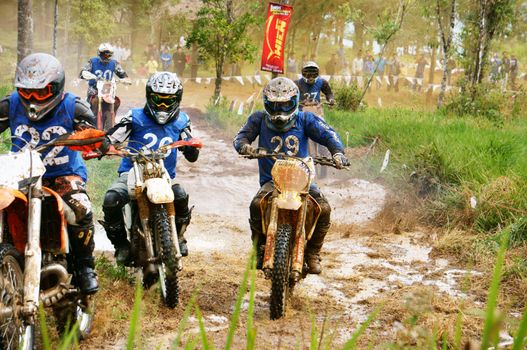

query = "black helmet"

[14,53,65,121]
[97,43,114,62]
[263,77,299,132]
[145,72,183,125]
[301,61,320,85]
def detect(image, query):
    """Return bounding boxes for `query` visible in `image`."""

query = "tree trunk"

[311,27,322,60]
[471,0,486,87]
[130,0,142,60]
[437,0,456,108]
[62,1,70,61]
[354,20,364,55]
[214,55,224,101]
[52,0,58,56]
[426,44,437,102]
[17,0,34,63]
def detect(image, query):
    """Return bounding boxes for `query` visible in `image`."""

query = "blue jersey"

[295,78,325,107]
[233,111,344,186]
[88,57,118,88]
[8,92,88,181]
[118,109,190,179]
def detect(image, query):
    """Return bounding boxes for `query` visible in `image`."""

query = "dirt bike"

[243,149,344,320]
[300,99,334,179]
[83,138,203,308]
[81,71,131,131]
[0,129,105,349]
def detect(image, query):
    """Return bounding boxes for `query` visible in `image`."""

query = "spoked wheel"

[152,206,179,308]
[0,243,32,350]
[270,224,293,320]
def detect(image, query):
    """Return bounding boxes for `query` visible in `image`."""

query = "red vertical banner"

[260,2,293,74]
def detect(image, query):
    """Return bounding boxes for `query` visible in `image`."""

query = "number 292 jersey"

[117,108,190,179]
[233,111,344,186]
[8,92,88,181]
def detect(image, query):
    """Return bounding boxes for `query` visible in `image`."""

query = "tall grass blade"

[224,251,253,350]
[172,291,199,349]
[481,230,509,349]
[317,316,327,350]
[126,282,143,350]
[38,303,51,350]
[310,313,318,350]
[57,323,80,350]
[246,247,257,350]
[512,308,527,350]
[342,306,381,350]
[184,337,198,350]
[195,304,213,350]
[454,310,463,349]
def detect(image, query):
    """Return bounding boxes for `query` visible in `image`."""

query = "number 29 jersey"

[8,92,88,181]
[117,108,190,179]
[233,111,344,186]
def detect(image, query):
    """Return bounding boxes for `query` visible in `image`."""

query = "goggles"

[149,93,179,110]
[265,100,297,114]
[100,51,113,59]
[18,84,54,102]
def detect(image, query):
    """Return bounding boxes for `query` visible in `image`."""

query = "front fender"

[145,178,174,204]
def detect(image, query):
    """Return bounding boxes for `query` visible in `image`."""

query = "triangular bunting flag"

[237,102,244,115]
[254,75,263,85]
[235,76,244,85]
[195,77,202,84]
[246,76,253,84]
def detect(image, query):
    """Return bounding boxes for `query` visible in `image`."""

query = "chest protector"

[118,108,190,179]
[89,58,118,87]
[9,92,88,181]
[296,78,324,107]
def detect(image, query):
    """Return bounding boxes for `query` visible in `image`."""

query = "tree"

[186,0,257,100]
[17,0,34,63]
[435,0,456,107]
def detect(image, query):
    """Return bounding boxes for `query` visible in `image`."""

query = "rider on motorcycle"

[79,43,128,114]
[100,71,200,264]
[294,61,335,109]
[0,53,99,294]
[233,77,348,274]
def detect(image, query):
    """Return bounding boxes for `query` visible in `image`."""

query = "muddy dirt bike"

[0,129,105,349]
[300,99,334,179]
[243,149,345,319]
[84,138,203,308]
[81,71,131,131]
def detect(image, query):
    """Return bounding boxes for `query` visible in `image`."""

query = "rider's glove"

[240,144,257,157]
[333,152,349,169]
[328,98,336,106]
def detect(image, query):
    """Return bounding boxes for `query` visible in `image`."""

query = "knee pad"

[103,190,124,209]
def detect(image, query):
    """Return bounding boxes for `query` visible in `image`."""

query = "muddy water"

[91,112,478,349]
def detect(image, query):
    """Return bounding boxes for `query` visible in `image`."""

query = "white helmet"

[146,72,183,124]
[301,61,320,84]
[263,77,300,132]
[97,43,114,62]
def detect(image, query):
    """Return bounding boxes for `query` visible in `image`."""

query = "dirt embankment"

[85,104,484,349]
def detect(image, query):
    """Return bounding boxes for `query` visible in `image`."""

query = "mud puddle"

[89,111,480,349]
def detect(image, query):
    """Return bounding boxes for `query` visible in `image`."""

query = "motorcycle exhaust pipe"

[40,264,71,307]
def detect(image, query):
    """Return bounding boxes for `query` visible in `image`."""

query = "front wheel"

[0,243,32,350]
[54,301,95,342]
[152,206,179,308]
[270,224,293,320]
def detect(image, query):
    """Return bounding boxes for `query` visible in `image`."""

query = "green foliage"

[70,0,116,46]
[205,98,248,135]
[334,83,364,112]
[96,255,134,283]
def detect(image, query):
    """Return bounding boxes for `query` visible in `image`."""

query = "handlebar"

[241,149,346,169]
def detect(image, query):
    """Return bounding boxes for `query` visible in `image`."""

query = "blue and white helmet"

[145,72,183,124]
[263,77,300,132]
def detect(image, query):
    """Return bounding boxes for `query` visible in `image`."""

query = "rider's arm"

[79,60,93,79]
[304,112,344,155]
[105,110,132,144]
[73,98,96,130]
[0,96,10,134]
[180,125,199,162]
[321,80,335,103]
[114,62,128,79]
[233,112,263,153]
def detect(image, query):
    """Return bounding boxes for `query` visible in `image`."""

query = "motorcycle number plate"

[0,150,45,189]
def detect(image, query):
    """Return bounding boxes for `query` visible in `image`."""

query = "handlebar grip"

[82,151,101,160]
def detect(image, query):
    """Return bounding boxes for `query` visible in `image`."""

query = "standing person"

[145,55,159,75]
[160,47,173,71]
[489,53,502,83]
[414,54,428,92]
[374,54,386,89]
[0,53,99,294]
[501,51,511,88]
[446,57,456,85]
[386,54,401,92]
[509,55,519,90]
[100,72,200,263]
[233,77,349,273]
[352,52,364,76]
[286,52,297,79]
[173,46,186,78]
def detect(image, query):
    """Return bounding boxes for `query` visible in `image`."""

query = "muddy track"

[86,106,479,349]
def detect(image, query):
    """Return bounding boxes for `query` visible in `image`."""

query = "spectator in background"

[510,55,519,89]
[414,54,428,92]
[160,47,173,71]
[286,52,297,79]
[173,46,186,78]
[374,54,385,89]
[352,52,364,76]
[501,51,511,87]
[137,62,148,78]
[325,53,339,76]
[446,57,456,85]
[489,53,501,82]
[386,54,401,92]
[145,55,158,74]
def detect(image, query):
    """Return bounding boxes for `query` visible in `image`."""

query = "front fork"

[166,203,183,271]
[23,179,43,318]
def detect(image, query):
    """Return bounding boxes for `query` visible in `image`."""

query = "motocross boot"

[69,225,99,294]
[100,220,131,265]
[176,214,191,257]
[249,219,265,269]
[305,222,330,275]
